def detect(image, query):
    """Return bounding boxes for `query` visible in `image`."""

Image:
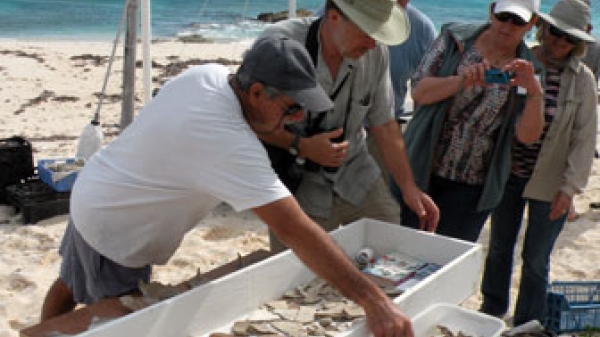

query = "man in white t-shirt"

[40,35,415,337]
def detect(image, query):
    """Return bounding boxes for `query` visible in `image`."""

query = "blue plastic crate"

[38,158,81,192]
[544,281,600,333]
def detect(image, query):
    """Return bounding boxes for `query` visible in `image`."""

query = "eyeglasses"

[263,86,305,116]
[494,12,528,27]
[548,25,581,45]
[282,102,305,116]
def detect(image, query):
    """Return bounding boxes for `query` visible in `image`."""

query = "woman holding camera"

[391,0,545,242]
[480,0,597,325]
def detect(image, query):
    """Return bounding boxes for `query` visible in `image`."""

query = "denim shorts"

[59,220,151,304]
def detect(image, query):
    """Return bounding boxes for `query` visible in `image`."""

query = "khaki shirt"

[261,18,395,218]
[524,54,598,201]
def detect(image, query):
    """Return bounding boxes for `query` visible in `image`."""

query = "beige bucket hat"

[538,0,595,42]
[331,0,410,46]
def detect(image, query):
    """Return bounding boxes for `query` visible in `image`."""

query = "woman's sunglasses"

[548,25,581,45]
[494,12,528,27]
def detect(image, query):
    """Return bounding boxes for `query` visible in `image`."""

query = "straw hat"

[330,0,410,46]
[538,0,595,42]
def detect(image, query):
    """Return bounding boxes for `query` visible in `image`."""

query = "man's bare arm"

[253,197,414,337]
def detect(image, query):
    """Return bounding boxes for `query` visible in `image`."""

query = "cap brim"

[494,2,533,22]
[539,14,596,42]
[285,85,333,113]
[340,4,410,46]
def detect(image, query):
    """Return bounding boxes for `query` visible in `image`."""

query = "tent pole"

[121,0,138,130]
[141,0,152,104]
[288,0,296,18]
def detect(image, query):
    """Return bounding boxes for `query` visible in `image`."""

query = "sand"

[0,38,599,337]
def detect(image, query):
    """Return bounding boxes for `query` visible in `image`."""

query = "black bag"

[263,138,304,192]
[0,136,35,204]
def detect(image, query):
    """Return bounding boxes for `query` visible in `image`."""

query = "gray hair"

[232,71,281,99]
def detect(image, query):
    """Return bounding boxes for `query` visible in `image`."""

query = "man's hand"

[254,197,415,337]
[363,297,415,337]
[302,128,349,167]
[402,184,439,232]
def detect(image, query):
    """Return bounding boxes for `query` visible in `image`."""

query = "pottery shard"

[302,279,326,298]
[315,302,346,319]
[306,278,328,291]
[246,309,281,322]
[343,303,365,319]
[295,306,317,323]
[265,300,289,310]
[119,295,159,311]
[272,308,299,321]
[306,322,327,336]
[271,321,307,337]
[139,281,190,300]
[232,321,251,336]
[283,289,303,299]
[318,317,333,327]
[247,322,276,335]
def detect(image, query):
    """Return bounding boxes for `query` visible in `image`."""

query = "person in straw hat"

[480,0,597,325]
[259,0,439,254]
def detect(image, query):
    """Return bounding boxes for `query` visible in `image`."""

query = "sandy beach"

[0,38,599,337]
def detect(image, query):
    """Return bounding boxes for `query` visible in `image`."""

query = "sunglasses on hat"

[494,12,528,27]
[548,25,581,45]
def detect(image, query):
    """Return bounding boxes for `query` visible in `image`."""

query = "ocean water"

[0,0,598,41]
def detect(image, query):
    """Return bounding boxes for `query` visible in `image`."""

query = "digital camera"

[484,68,513,84]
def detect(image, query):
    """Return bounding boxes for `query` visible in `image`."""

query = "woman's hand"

[458,62,488,88]
[550,190,572,221]
[503,59,543,95]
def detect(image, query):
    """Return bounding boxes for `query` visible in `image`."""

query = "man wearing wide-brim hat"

[259,0,439,252]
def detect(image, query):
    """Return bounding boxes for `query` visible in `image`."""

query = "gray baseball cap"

[239,35,333,113]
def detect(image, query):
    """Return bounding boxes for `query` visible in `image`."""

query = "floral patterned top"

[412,36,511,185]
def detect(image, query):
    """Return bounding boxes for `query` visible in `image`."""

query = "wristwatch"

[288,133,300,156]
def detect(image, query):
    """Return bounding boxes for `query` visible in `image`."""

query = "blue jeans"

[391,175,490,242]
[480,174,565,325]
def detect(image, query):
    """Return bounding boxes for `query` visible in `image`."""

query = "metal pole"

[121,0,138,130]
[288,0,296,18]
[141,0,152,104]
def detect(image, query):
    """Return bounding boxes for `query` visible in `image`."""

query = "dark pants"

[392,175,490,242]
[480,174,565,325]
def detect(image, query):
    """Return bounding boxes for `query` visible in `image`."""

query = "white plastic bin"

[77,218,483,337]
[412,303,506,337]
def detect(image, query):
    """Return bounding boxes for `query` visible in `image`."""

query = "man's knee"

[41,278,76,321]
